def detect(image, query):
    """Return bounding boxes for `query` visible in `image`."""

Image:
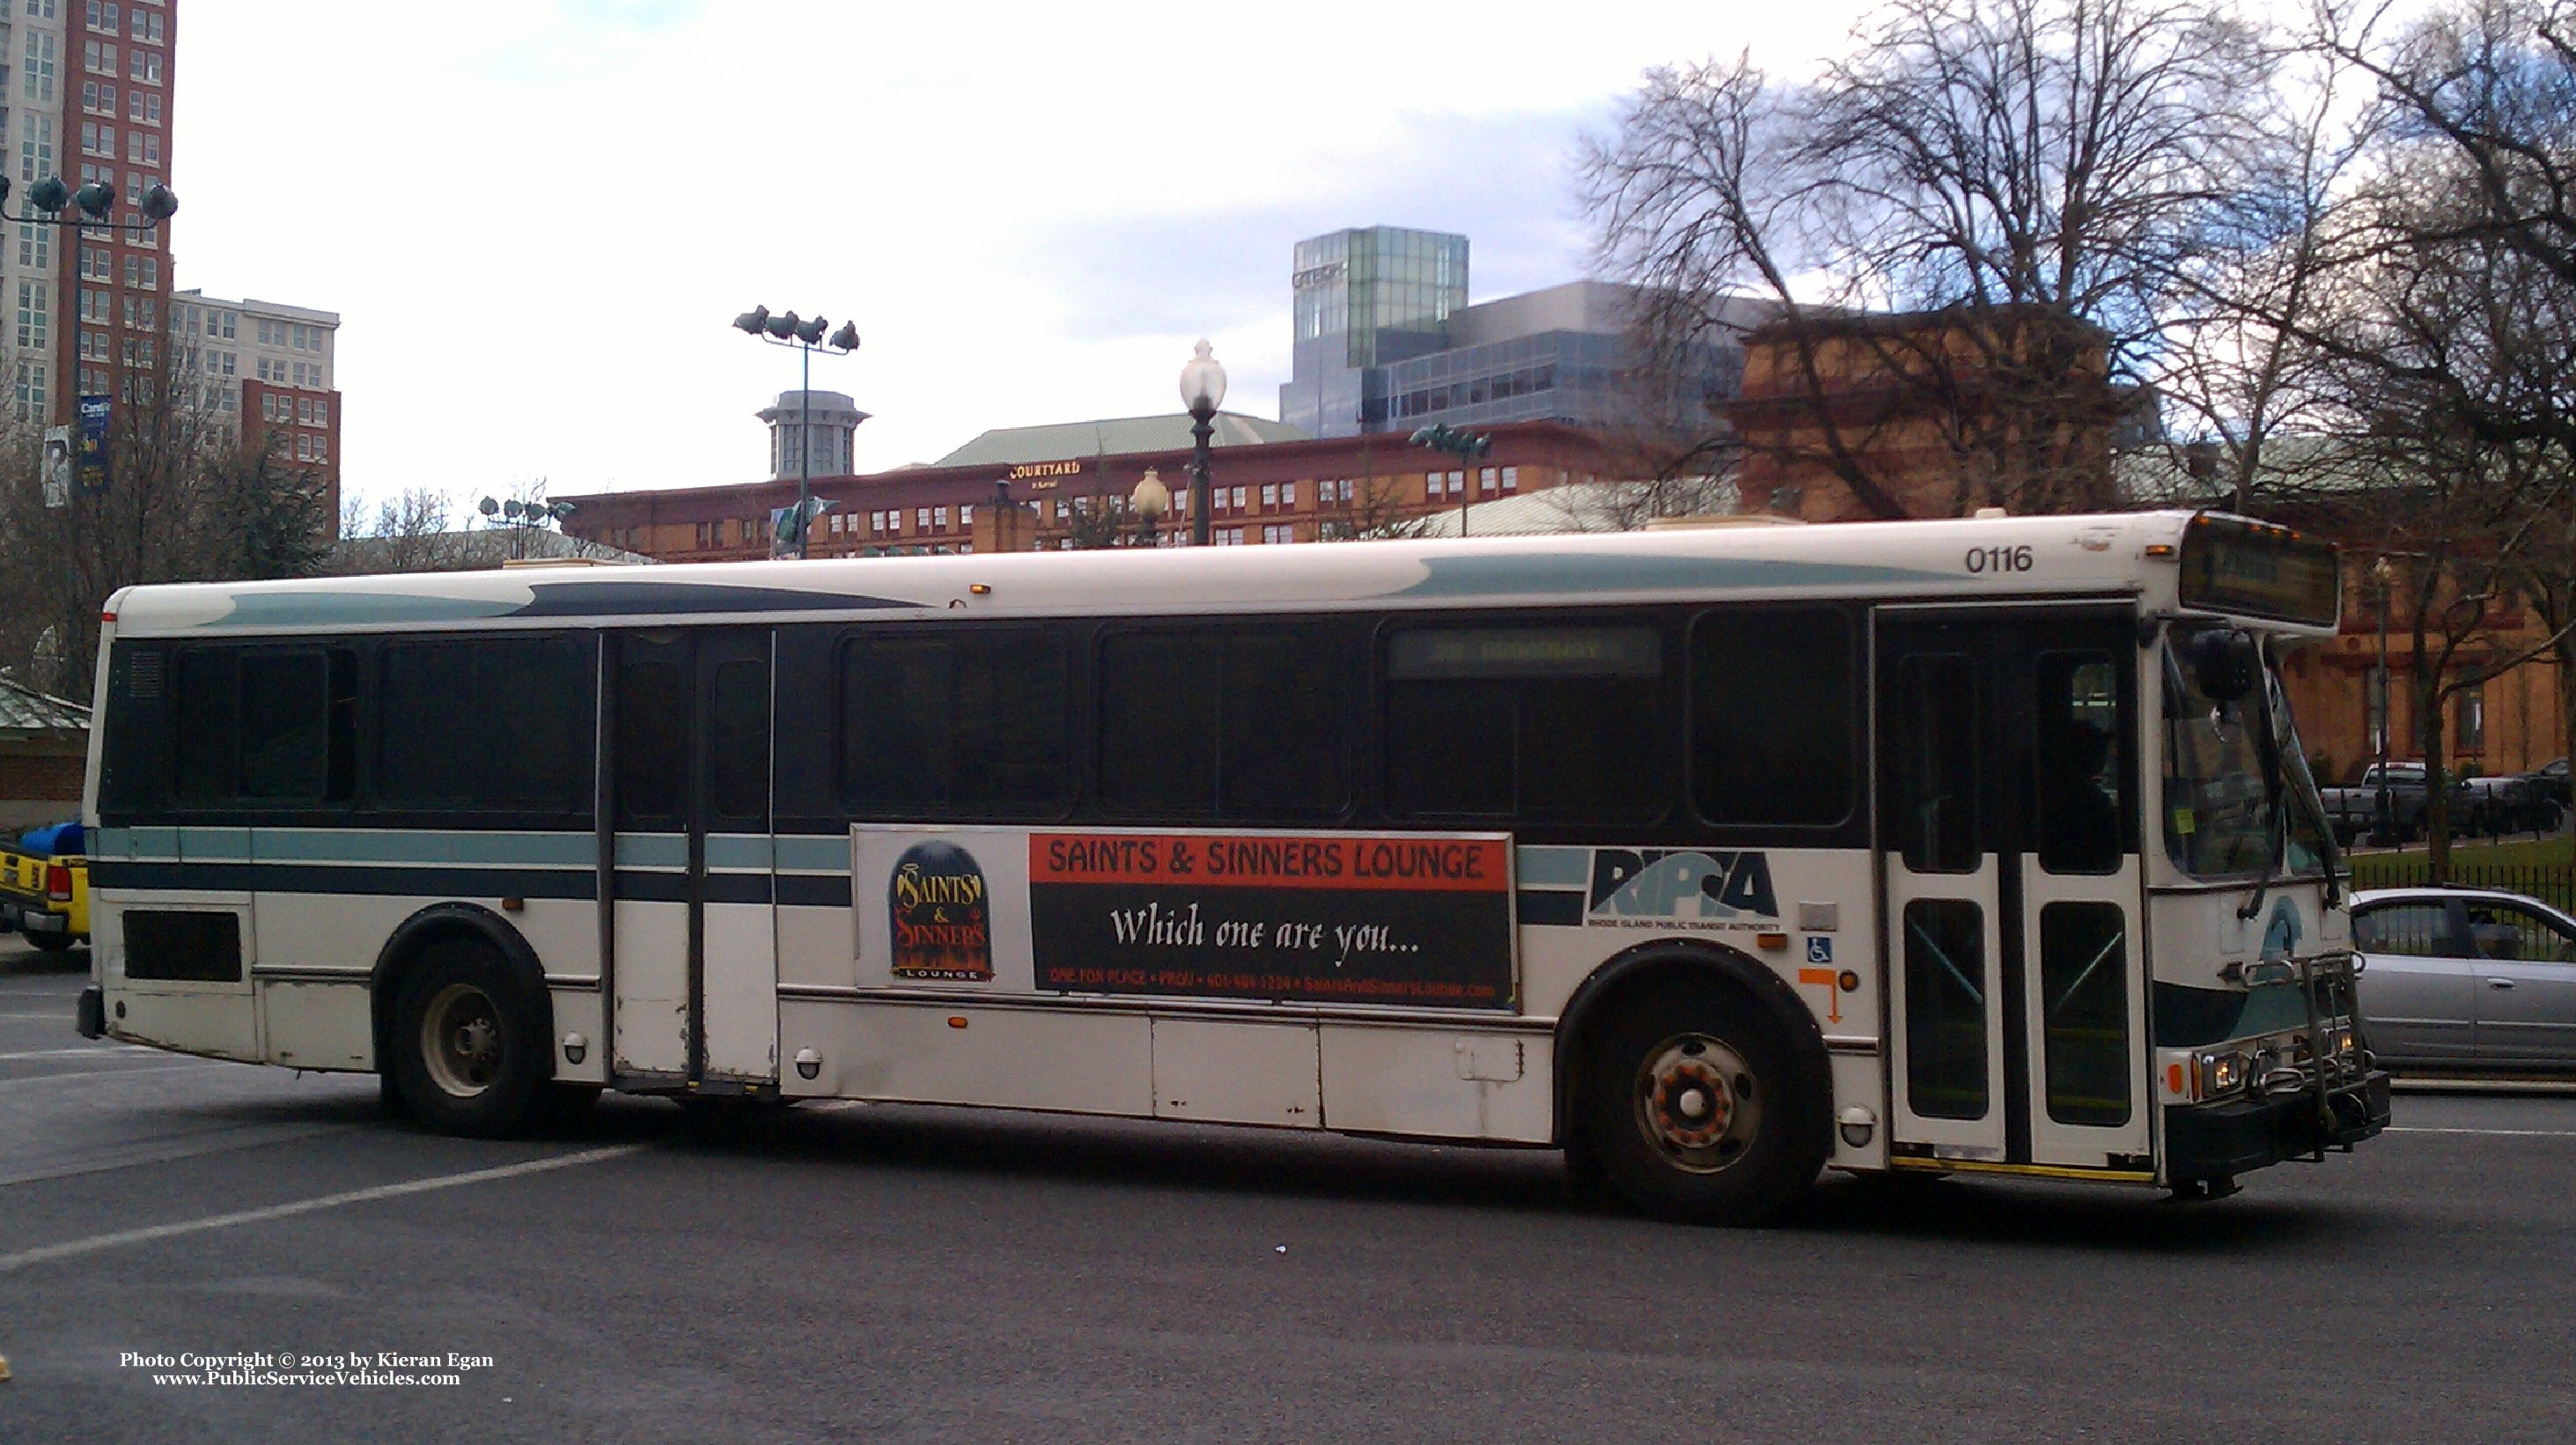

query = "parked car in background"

[2352,887,2576,1071]
[2521,757,2570,810]
[2320,763,2561,844]
[2321,763,2448,844]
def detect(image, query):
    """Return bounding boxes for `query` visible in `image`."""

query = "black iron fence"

[2346,860,2576,913]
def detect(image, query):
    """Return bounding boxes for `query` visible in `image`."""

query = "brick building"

[559,419,1640,562]
[1728,307,2134,522]
[0,0,178,427]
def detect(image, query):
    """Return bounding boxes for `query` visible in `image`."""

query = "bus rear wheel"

[1577,981,1826,1226]
[388,939,550,1139]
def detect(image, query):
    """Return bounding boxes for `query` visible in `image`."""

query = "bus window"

[2039,901,2131,1125]
[1096,624,1347,818]
[2034,652,2125,874]
[1904,897,1989,1119]
[381,637,591,812]
[618,647,689,824]
[238,652,327,799]
[708,658,769,823]
[1890,653,1980,873]
[172,649,238,804]
[1690,608,1853,827]
[1383,623,1666,822]
[172,645,353,807]
[839,630,1069,817]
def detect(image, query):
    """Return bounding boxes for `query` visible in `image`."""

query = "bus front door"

[1878,611,2149,1172]
[607,629,780,1091]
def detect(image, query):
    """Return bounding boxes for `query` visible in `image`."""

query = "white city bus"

[73,508,2388,1223]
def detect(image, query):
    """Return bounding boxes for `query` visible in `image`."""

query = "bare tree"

[1586,0,2280,517]
[2285,0,2576,868]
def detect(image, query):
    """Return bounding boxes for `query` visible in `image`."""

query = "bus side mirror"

[2184,629,2260,704]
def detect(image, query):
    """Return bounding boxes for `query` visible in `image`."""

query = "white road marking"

[0,1045,148,1061]
[0,1061,232,1088]
[0,1144,645,1272]
[2387,1125,2576,1138]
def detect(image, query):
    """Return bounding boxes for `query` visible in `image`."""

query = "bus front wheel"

[388,939,551,1139]
[1577,981,1827,1226]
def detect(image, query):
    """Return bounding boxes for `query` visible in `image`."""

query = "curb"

[2390,1077,2576,1096]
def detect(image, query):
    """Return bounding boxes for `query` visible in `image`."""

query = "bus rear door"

[607,629,780,1091]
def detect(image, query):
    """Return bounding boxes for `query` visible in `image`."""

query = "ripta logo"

[1587,850,1778,920]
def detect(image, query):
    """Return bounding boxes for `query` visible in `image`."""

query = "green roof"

[933,411,1306,468]
[0,674,86,737]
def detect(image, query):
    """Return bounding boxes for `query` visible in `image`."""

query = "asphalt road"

[5,940,2574,1444]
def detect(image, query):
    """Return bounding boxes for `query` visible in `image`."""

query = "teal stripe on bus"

[704,835,773,871]
[614,834,688,869]
[1515,846,1589,888]
[774,835,850,874]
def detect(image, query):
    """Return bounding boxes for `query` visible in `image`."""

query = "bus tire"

[388,938,552,1139]
[1576,979,1827,1226]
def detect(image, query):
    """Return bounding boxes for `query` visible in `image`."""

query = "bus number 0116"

[1964,544,2034,574]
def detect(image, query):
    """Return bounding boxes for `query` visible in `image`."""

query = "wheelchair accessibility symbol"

[1805,936,1833,964]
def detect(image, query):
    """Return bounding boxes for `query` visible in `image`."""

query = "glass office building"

[1281,233,1747,440]
[1282,227,1469,438]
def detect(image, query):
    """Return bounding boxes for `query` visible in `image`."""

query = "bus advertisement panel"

[856,826,1517,1008]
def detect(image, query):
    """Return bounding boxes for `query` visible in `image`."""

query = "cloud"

[174,0,1880,506]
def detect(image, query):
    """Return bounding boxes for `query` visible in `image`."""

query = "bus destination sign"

[1026,830,1516,1008]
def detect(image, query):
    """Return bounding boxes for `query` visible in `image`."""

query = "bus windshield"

[2160,628,2329,880]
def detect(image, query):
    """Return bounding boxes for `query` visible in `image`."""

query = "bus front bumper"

[2163,1070,2391,1183]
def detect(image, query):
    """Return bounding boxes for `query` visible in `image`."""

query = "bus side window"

[618,648,689,824]
[172,648,239,805]
[1892,652,1979,873]
[382,636,592,814]
[2034,652,2126,874]
[1382,623,1666,822]
[1691,608,1854,828]
[1095,624,1347,819]
[839,629,1070,818]
[171,645,353,807]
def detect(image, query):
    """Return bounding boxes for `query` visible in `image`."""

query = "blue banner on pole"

[72,394,109,498]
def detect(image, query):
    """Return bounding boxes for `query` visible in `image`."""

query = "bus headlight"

[2197,1049,2248,1097]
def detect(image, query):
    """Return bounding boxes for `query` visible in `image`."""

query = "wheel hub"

[1636,1034,1761,1173]
[420,983,504,1099]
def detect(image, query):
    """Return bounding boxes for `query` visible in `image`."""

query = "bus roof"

[103,509,2331,638]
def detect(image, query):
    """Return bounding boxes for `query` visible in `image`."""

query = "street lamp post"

[2372,555,2396,847]
[0,174,180,463]
[1178,340,1226,546]
[1409,423,1493,536]
[1130,468,1169,547]
[479,496,577,562]
[733,306,859,558]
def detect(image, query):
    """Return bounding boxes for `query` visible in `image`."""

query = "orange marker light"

[946,1016,968,1029]
[2167,1063,2187,1095]
[1757,932,1789,951]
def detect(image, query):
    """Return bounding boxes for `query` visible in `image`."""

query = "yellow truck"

[0,822,88,953]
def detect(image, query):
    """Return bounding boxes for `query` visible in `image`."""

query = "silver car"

[2351,887,2576,1071]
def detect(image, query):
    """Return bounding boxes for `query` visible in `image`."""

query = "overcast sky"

[177,0,1880,511]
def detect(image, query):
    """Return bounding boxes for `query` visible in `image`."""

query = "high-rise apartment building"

[0,0,177,428]
[170,287,342,514]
